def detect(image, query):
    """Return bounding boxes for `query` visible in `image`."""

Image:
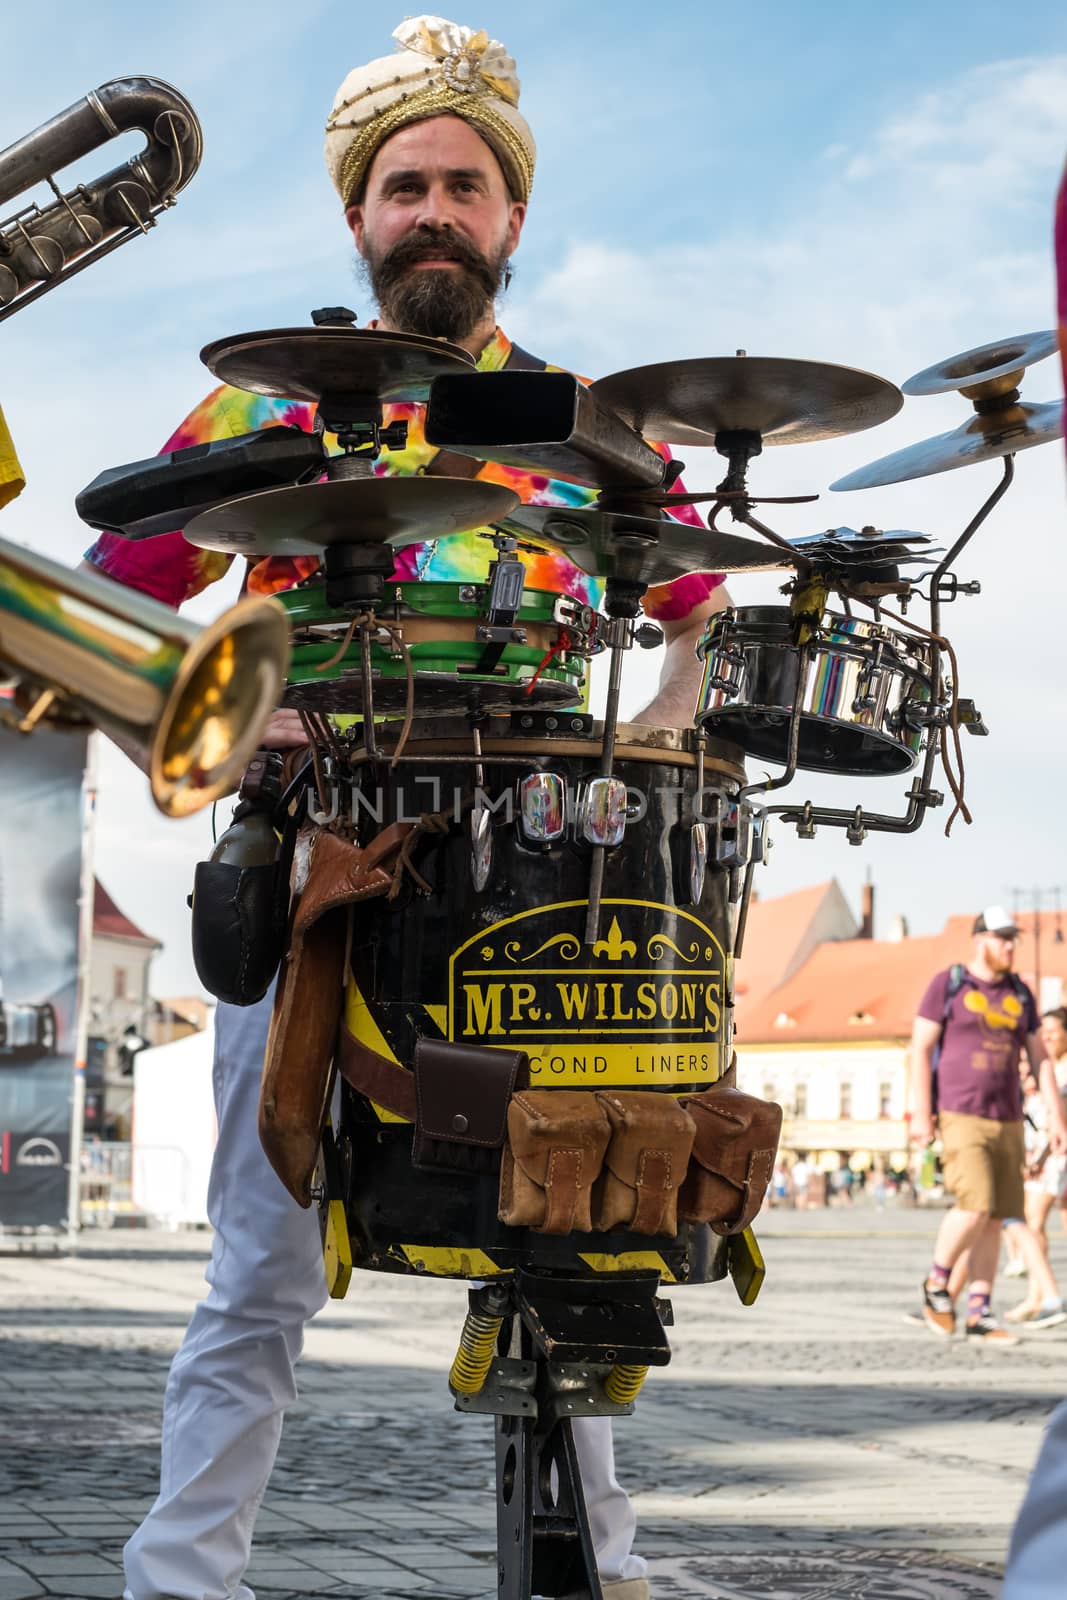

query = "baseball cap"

[972,905,1021,937]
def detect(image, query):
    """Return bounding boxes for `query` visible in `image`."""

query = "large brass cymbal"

[183,477,519,556]
[500,505,794,585]
[829,400,1064,492]
[200,326,475,404]
[589,356,902,448]
[902,330,1058,399]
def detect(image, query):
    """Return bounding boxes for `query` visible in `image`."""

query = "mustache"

[375,226,498,291]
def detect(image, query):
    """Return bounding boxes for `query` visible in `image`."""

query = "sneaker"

[965,1313,1020,1346]
[1004,1301,1039,1323]
[921,1280,956,1337]
[1003,1257,1029,1278]
[1025,1303,1067,1331]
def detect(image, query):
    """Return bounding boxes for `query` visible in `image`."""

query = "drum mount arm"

[764,455,1015,843]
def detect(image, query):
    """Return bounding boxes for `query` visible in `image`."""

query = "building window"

[794,1082,808,1118]
[839,1081,852,1120]
[879,1082,893,1119]
[113,967,127,1000]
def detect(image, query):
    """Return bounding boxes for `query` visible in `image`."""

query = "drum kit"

[75,313,1064,1599]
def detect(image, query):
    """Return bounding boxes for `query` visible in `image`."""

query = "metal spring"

[603,1363,649,1406]
[448,1310,504,1395]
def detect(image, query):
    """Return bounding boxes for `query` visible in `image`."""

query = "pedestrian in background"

[909,906,1067,1343]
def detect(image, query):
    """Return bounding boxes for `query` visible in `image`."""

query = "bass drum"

[330,713,748,1288]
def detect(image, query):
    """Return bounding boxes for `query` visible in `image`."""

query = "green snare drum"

[278,580,591,715]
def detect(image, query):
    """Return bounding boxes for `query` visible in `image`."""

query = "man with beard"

[86,18,727,1600]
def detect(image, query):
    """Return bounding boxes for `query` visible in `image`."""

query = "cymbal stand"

[765,456,1015,841]
[713,429,813,573]
[316,383,409,765]
[582,577,646,946]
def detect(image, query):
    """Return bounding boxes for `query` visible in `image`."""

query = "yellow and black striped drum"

[331,713,748,1288]
[278,579,591,715]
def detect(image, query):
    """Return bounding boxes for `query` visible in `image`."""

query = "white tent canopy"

[132,1012,217,1228]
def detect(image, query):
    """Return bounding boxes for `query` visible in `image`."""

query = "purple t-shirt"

[917,967,1038,1122]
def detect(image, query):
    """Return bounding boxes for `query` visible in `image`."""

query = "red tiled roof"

[739,909,1067,1045]
[734,880,859,1012]
[93,880,160,947]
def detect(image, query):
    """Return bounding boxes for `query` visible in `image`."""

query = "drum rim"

[698,602,934,670]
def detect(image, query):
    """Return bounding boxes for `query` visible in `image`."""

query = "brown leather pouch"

[259,823,412,1206]
[677,1086,783,1235]
[499,1090,611,1235]
[413,1039,529,1174]
[591,1091,697,1236]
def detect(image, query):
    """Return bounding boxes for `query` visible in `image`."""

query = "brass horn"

[0,535,290,818]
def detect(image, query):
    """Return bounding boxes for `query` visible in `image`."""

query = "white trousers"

[124,989,644,1600]
[1003,1398,1067,1599]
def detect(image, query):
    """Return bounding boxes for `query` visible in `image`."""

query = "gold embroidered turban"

[325,15,535,207]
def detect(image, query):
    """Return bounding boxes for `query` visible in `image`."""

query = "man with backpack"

[910,906,1067,1342]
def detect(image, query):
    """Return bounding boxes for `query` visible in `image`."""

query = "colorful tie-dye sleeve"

[83,388,318,608]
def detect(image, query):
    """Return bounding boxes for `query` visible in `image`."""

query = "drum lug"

[710,795,760,870]
[517,773,567,844]
[705,643,745,696]
[470,807,493,891]
[688,821,708,904]
[577,776,628,847]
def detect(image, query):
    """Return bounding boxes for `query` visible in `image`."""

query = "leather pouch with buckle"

[412,1039,529,1175]
[676,1086,783,1236]
[498,1090,612,1235]
[259,822,413,1207]
[591,1090,697,1236]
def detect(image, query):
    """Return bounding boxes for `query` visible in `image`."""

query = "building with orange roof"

[734,887,1067,1177]
[86,880,161,1142]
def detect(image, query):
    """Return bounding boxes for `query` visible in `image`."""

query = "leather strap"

[543,1147,583,1234]
[336,1024,416,1121]
[632,1148,673,1234]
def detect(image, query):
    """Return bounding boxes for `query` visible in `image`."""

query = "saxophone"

[0,77,202,320]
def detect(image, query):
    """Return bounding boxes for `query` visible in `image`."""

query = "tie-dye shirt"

[85,327,720,622]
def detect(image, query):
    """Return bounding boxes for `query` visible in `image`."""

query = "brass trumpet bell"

[0,535,290,817]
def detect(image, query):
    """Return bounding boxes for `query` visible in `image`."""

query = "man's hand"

[910,1111,936,1148]
[260,709,309,750]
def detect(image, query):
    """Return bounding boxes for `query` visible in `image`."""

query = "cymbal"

[200,327,475,404]
[589,356,902,448]
[183,477,519,556]
[499,505,794,585]
[903,330,1058,398]
[829,400,1064,491]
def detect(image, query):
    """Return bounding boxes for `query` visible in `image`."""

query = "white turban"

[325,15,536,207]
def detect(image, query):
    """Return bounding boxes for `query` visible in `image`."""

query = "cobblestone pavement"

[1,1207,1063,1599]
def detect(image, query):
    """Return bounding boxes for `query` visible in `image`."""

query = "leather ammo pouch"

[499,1090,612,1235]
[591,1090,697,1236]
[677,1086,783,1236]
[259,823,412,1207]
[412,1038,529,1175]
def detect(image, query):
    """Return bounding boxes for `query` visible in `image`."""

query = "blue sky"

[2,2,1067,990]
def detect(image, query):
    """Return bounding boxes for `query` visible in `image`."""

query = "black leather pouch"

[412,1038,529,1175]
[191,858,289,1006]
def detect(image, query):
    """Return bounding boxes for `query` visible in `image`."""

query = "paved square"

[1,1208,1061,1597]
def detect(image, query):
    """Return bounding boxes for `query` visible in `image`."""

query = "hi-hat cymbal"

[500,505,794,585]
[829,400,1064,492]
[902,330,1058,398]
[201,327,475,404]
[590,356,902,448]
[184,477,519,555]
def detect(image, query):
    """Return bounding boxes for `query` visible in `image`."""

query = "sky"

[2,0,1067,992]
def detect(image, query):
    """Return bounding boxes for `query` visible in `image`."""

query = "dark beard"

[360,226,508,342]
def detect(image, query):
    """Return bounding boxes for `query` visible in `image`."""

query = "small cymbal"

[201,327,475,404]
[829,400,1064,491]
[500,505,794,585]
[184,477,519,555]
[590,356,902,448]
[902,330,1058,398]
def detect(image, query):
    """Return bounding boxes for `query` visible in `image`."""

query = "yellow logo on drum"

[447,899,728,1088]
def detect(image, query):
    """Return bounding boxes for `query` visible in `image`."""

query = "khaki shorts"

[939,1112,1025,1219]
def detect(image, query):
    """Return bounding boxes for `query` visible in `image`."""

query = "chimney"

[860,872,874,940]
[888,914,909,942]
